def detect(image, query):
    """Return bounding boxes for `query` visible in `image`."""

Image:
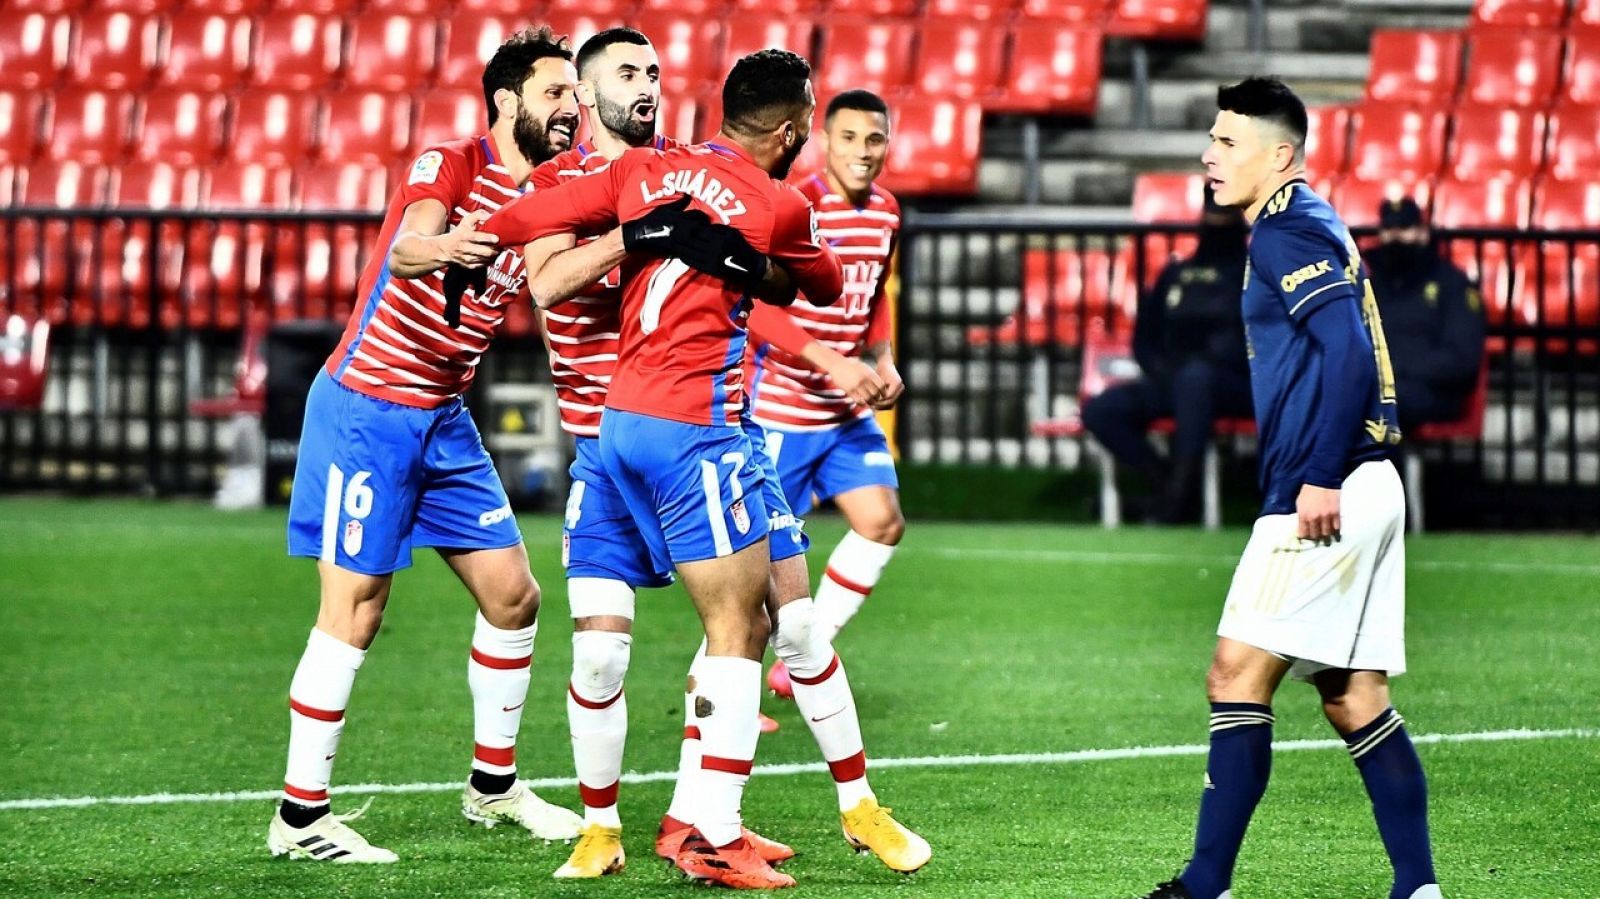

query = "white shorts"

[1218,460,1407,681]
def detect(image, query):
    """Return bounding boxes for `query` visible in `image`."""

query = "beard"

[772,135,807,181]
[512,103,574,165]
[596,92,656,147]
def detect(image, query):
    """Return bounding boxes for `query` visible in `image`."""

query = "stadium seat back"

[47,89,138,164]
[914,21,1007,100]
[994,26,1101,115]
[925,0,1018,20]
[319,91,413,165]
[827,0,920,15]
[1533,179,1600,230]
[1018,0,1109,20]
[633,13,723,94]
[1365,29,1463,105]
[721,16,816,74]
[1562,31,1600,105]
[71,12,161,89]
[1431,176,1532,229]
[229,90,320,166]
[879,99,982,195]
[298,161,388,212]
[1471,0,1567,28]
[817,19,917,97]
[1463,28,1564,107]
[1107,0,1209,41]
[1544,102,1600,181]
[438,16,514,89]
[204,162,294,209]
[1331,176,1434,230]
[344,15,437,92]
[0,315,51,411]
[0,14,72,90]
[249,13,342,91]
[1349,103,1447,180]
[1131,171,1204,223]
[1449,105,1545,180]
[410,90,487,154]
[158,14,252,90]
[1304,104,1352,178]
[0,92,48,164]
[136,89,228,165]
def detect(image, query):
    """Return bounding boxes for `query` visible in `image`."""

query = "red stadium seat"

[438,16,514,89]
[879,99,982,195]
[1544,102,1600,181]
[1432,176,1532,229]
[273,165,384,322]
[229,90,319,166]
[298,161,388,212]
[102,162,204,326]
[1303,104,1352,179]
[1018,0,1108,21]
[18,159,112,207]
[411,89,486,152]
[69,12,161,89]
[827,0,920,15]
[249,14,343,91]
[1563,30,1600,105]
[691,85,724,141]
[913,21,1006,101]
[1576,0,1600,28]
[10,162,110,324]
[1348,103,1448,180]
[817,19,917,97]
[925,0,1018,20]
[10,0,86,12]
[969,247,1119,348]
[1131,171,1204,222]
[158,14,251,90]
[90,0,180,13]
[0,13,73,89]
[634,13,723,94]
[1448,105,1545,180]
[205,162,294,209]
[184,0,267,11]
[660,91,708,145]
[731,0,816,13]
[319,92,413,165]
[721,16,816,74]
[0,92,48,164]
[1512,244,1600,329]
[364,0,436,12]
[1364,30,1463,105]
[992,26,1100,115]
[1107,0,1208,41]
[1331,176,1433,230]
[46,89,138,164]
[1463,28,1563,107]
[0,315,51,410]
[1534,178,1600,229]
[1471,0,1566,28]
[453,0,537,12]
[186,163,291,327]
[546,0,632,14]
[344,15,437,92]
[135,89,228,165]
[640,0,729,14]
[110,161,203,208]
[271,0,361,13]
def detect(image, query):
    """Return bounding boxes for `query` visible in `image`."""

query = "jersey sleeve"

[481,151,637,247]
[529,157,564,191]
[772,186,845,306]
[394,144,473,213]
[1251,222,1360,325]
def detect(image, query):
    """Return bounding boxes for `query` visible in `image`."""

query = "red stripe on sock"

[568,682,624,710]
[474,743,515,767]
[683,725,702,740]
[827,750,867,783]
[288,698,343,722]
[579,780,620,809]
[283,783,329,803]
[824,566,873,597]
[701,755,754,776]
[470,648,532,670]
[789,653,841,686]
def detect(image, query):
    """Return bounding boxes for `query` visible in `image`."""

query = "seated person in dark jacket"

[1081,189,1253,523]
[1364,197,1486,431]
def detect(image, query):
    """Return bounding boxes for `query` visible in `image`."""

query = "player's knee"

[861,510,905,546]
[770,597,826,675]
[570,629,631,700]
[496,576,541,627]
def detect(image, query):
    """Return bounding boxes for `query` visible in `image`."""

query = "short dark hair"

[1216,76,1307,160]
[482,26,573,127]
[577,27,650,80]
[825,89,889,124]
[722,49,812,136]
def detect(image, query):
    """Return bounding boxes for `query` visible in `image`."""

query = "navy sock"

[1179,702,1274,899]
[1344,707,1437,899]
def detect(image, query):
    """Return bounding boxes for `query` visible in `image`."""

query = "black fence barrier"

[898,214,1600,529]
[2,206,1597,528]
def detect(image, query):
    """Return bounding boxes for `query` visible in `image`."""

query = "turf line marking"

[2,727,1592,813]
[918,546,1600,576]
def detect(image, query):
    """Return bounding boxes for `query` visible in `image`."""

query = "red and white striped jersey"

[747,174,900,430]
[528,136,679,437]
[325,135,525,408]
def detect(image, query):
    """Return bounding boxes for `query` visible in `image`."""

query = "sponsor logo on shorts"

[479,504,514,527]
[863,451,894,467]
[768,511,804,536]
[342,520,363,557]
[730,499,751,535]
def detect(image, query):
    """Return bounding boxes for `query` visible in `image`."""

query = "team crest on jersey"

[409,151,444,185]
[343,520,364,557]
[730,499,751,535]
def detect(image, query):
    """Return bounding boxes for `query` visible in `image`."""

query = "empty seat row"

[1366,26,1599,108]
[1472,0,1600,29]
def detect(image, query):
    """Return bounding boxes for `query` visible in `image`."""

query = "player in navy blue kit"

[1135,78,1440,899]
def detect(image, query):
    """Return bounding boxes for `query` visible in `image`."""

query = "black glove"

[622,196,769,289]
[440,263,487,328]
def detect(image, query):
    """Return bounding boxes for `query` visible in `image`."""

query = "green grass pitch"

[1,498,1597,898]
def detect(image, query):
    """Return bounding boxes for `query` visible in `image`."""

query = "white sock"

[692,655,761,846]
[771,599,873,811]
[568,629,630,828]
[815,530,897,640]
[282,628,366,807]
[664,640,707,825]
[468,611,536,781]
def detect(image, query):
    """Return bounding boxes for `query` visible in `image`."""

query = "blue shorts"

[759,415,899,516]
[563,437,674,589]
[743,419,809,562]
[599,410,769,569]
[287,370,521,576]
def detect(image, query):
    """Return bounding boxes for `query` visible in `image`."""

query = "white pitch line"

[1,727,1592,813]
[917,546,1600,576]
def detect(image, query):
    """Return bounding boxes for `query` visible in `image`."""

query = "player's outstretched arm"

[391,204,499,278]
[522,232,627,310]
[748,303,886,406]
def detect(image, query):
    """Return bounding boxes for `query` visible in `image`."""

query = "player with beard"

[268,27,586,863]
[486,33,928,880]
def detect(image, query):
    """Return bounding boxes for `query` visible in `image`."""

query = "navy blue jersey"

[1243,180,1401,515]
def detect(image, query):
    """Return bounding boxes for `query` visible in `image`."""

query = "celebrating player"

[267,28,589,862]
[747,89,906,697]
[1135,77,1438,899]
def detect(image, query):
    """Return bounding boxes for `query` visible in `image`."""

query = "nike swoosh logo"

[502,702,525,713]
[324,753,337,760]
[724,256,748,272]
[809,708,846,723]
[640,225,671,240]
